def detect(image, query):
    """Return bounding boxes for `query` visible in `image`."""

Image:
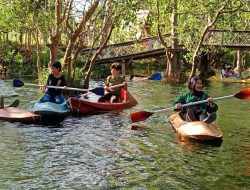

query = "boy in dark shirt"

[42,61,66,104]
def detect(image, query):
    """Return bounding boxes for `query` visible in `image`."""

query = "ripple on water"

[0,79,249,189]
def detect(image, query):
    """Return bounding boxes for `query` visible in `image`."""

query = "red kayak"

[68,88,138,114]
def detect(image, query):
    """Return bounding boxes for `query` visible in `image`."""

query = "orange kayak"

[68,89,138,115]
[0,107,40,124]
[169,112,222,142]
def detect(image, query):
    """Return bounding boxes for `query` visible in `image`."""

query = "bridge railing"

[206,29,250,47]
[83,34,171,60]
[82,29,250,62]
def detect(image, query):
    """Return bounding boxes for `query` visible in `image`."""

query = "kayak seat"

[120,87,127,102]
[100,87,127,103]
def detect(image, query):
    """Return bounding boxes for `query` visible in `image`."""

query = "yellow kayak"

[208,76,250,83]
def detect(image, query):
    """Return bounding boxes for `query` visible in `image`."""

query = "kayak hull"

[208,76,250,83]
[68,90,138,115]
[169,112,222,142]
[0,107,40,124]
[32,100,70,125]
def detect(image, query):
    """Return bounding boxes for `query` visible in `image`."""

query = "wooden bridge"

[83,34,178,64]
[205,29,250,50]
[83,30,250,64]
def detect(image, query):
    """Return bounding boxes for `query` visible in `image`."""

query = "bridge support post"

[122,61,126,77]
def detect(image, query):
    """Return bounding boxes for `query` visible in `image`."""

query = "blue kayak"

[32,98,70,125]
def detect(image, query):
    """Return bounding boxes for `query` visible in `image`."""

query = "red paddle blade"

[234,88,250,100]
[130,111,154,123]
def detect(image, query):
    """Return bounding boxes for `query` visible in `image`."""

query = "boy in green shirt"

[98,63,126,103]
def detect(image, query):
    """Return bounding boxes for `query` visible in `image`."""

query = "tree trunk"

[188,1,229,82]
[28,31,32,50]
[48,42,59,64]
[234,50,242,75]
[63,0,100,82]
[83,22,114,89]
[46,0,63,65]
[19,30,23,46]
[199,52,209,79]
[63,39,75,84]
[34,26,41,75]
[165,0,180,83]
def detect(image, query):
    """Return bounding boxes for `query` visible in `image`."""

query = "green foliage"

[109,0,146,43]
[38,48,51,68]
[1,0,249,82]
[91,64,111,79]
[132,60,166,73]
[14,52,23,64]
[245,53,250,68]
[38,67,50,84]
[0,41,23,73]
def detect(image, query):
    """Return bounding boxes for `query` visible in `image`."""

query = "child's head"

[222,63,228,69]
[188,76,204,92]
[110,62,122,77]
[50,61,62,75]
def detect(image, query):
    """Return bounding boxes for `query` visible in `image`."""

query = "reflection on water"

[0,79,249,189]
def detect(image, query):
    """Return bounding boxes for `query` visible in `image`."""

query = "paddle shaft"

[1,94,19,98]
[23,83,88,92]
[108,78,148,89]
[154,94,234,114]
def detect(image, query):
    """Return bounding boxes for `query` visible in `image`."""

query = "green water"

[0,79,249,189]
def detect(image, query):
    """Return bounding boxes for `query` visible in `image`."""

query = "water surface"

[0,79,249,189]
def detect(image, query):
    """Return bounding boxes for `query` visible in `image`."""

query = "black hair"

[50,61,62,71]
[188,76,204,91]
[110,62,122,72]
[222,63,228,70]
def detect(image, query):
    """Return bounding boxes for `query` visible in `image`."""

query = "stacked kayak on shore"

[169,112,222,142]
[209,76,250,83]
[68,88,138,115]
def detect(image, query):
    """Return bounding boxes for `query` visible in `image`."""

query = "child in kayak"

[174,76,218,124]
[41,61,67,104]
[221,63,229,78]
[226,67,241,79]
[221,64,241,79]
[98,62,126,103]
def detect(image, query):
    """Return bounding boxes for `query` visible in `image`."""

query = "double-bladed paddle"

[7,99,20,108]
[12,72,162,96]
[0,95,20,108]
[13,79,105,96]
[130,88,250,123]
[107,72,163,90]
[0,94,19,98]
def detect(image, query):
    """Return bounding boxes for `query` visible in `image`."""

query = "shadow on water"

[0,78,250,189]
[179,137,223,147]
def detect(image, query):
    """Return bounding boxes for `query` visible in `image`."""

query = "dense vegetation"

[0,0,249,86]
